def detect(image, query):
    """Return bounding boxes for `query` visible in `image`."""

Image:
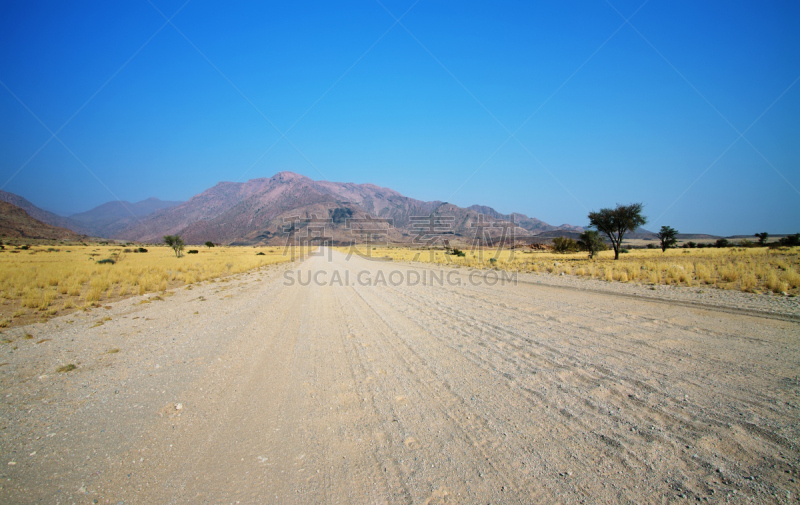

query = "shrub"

[187,250,199,254]
[715,238,730,248]
[577,230,607,258]
[779,233,800,247]
[138,247,148,253]
[740,273,757,291]
[766,271,787,293]
[552,237,579,253]
[256,252,265,256]
[96,258,115,265]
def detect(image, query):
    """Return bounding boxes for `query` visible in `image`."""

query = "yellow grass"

[0,244,300,325]
[337,245,800,295]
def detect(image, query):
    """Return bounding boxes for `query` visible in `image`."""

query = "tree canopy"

[164,235,185,258]
[587,203,646,260]
[577,230,606,259]
[656,226,678,252]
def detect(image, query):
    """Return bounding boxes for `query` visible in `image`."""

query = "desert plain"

[0,247,797,504]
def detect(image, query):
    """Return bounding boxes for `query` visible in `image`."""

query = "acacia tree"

[163,235,185,257]
[755,232,768,246]
[578,230,606,259]
[656,225,678,252]
[587,203,646,260]
[205,241,215,248]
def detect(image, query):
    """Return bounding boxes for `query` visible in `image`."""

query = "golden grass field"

[338,245,800,295]
[0,243,299,328]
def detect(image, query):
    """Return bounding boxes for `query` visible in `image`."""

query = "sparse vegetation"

[56,364,76,373]
[341,244,800,295]
[0,243,298,327]
[164,235,185,258]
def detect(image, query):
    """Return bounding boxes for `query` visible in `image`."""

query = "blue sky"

[1,0,798,235]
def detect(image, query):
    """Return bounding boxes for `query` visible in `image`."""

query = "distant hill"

[467,205,583,234]
[0,201,84,240]
[676,233,721,240]
[69,197,183,238]
[0,190,89,235]
[118,172,583,245]
[0,191,183,238]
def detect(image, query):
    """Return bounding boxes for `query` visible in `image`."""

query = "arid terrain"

[1,248,798,504]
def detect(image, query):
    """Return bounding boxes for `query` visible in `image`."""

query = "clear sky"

[1,0,798,235]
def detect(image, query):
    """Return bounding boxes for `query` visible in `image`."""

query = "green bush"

[779,233,800,247]
[552,236,579,253]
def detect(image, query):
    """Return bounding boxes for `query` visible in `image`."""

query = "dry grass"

[338,245,800,295]
[0,243,301,327]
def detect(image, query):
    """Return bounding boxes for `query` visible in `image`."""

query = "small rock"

[7,461,16,465]
[175,403,183,410]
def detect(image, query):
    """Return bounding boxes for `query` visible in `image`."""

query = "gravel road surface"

[1,248,798,504]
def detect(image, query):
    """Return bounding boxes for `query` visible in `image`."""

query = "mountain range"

[0,172,583,245]
[0,201,83,241]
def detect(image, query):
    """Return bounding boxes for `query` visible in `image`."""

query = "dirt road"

[1,248,798,503]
